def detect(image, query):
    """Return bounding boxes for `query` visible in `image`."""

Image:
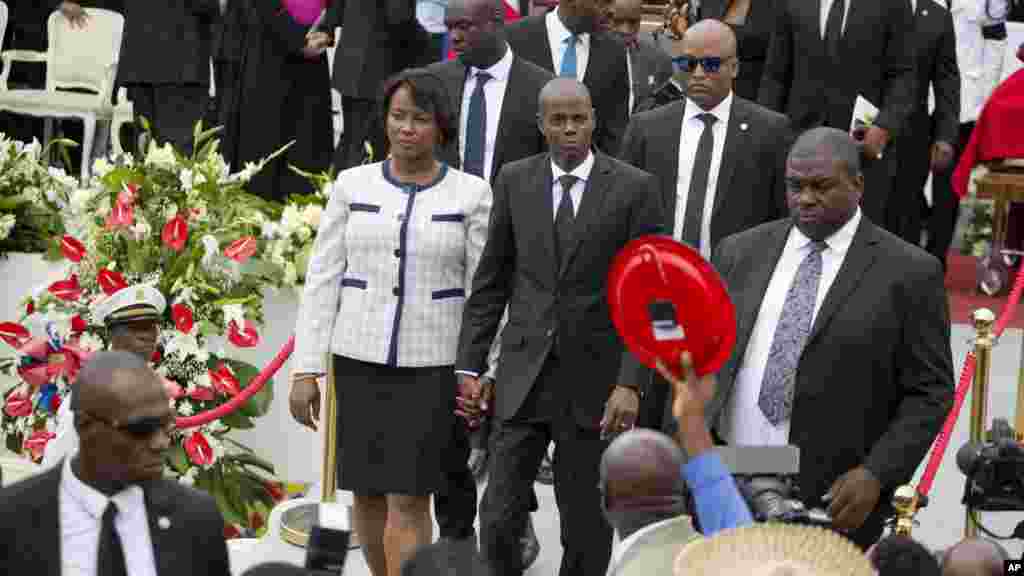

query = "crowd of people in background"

[2,1,1024,575]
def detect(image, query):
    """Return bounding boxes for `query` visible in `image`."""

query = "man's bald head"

[71,350,155,416]
[941,538,1009,576]
[600,429,687,507]
[785,127,864,241]
[789,127,861,179]
[684,19,738,59]
[539,77,593,113]
[447,0,504,24]
[538,78,596,171]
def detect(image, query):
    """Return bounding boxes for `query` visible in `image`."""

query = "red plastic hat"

[607,235,736,377]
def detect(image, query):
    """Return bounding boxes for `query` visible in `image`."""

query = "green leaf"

[221,359,273,418]
[220,409,255,429]
[166,443,190,474]
[198,320,221,336]
[224,452,276,476]
[240,258,284,281]
[209,469,245,525]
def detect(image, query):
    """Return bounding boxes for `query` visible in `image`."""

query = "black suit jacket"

[757,0,917,138]
[115,0,217,85]
[698,0,776,101]
[213,0,249,63]
[457,152,666,427]
[619,95,791,246]
[708,217,954,543]
[0,464,231,575]
[505,14,631,155]
[629,37,674,113]
[427,52,555,182]
[907,0,961,153]
[320,0,431,99]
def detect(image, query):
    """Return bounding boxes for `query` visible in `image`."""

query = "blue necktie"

[757,240,827,425]
[463,71,491,178]
[560,35,578,78]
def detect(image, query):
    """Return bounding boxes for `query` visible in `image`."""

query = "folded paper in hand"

[850,95,879,134]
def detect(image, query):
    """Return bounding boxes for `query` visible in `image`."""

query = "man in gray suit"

[318,0,433,170]
[603,0,673,114]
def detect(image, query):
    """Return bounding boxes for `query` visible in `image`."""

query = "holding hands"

[303,30,334,60]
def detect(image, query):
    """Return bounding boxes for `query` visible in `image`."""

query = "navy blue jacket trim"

[382,160,449,193]
[387,190,419,367]
[350,203,381,213]
[431,213,465,222]
[432,288,465,300]
[340,278,367,289]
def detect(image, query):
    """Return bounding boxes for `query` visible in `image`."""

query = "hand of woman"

[289,373,321,430]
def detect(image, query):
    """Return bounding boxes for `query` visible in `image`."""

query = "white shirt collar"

[551,151,596,183]
[547,8,589,45]
[62,456,147,520]
[684,91,734,125]
[792,207,862,253]
[470,43,514,82]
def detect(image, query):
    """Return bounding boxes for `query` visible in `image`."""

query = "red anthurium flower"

[265,481,286,502]
[50,393,62,412]
[228,319,259,348]
[25,300,34,315]
[3,389,32,418]
[162,377,184,400]
[118,183,138,205]
[60,235,87,263]
[224,523,241,539]
[184,431,214,466]
[97,269,128,296]
[161,214,189,252]
[105,198,135,229]
[151,349,162,364]
[0,322,31,349]
[171,304,194,334]
[70,315,86,333]
[48,275,82,302]
[223,236,258,263]
[189,386,215,402]
[24,430,56,462]
[209,363,240,397]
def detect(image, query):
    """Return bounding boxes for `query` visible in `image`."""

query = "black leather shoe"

[469,448,489,481]
[521,515,540,569]
[536,452,554,486]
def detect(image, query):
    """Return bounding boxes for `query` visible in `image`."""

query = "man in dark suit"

[0,351,231,574]
[426,0,553,565]
[757,0,917,231]
[620,19,790,430]
[893,0,960,250]
[504,0,631,155]
[603,0,673,114]
[692,0,775,101]
[456,77,665,576]
[212,0,249,165]
[319,0,432,170]
[705,127,953,549]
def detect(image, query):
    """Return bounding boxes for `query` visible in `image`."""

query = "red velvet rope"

[175,336,295,429]
[917,264,1024,497]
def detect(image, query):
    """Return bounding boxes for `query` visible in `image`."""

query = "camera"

[715,445,833,527]
[957,418,1024,512]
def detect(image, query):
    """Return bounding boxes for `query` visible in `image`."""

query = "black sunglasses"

[80,410,175,438]
[671,56,734,74]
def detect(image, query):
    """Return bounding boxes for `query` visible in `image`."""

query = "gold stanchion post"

[280,357,358,548]
[891,485,921,537]
[966,308,996,538]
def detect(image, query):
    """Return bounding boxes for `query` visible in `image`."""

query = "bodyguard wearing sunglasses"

[43,284,167,469]
[618,20,791,431]
[0,351,231,575]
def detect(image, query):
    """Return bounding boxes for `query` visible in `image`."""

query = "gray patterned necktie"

[758,240,828,425]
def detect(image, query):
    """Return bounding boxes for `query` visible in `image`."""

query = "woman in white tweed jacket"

[290,68,492,576]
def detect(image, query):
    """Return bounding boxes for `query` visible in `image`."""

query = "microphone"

[956,441,984,476]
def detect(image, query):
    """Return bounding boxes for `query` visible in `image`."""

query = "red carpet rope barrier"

[175,335,295,429]
[917,265,1024,498]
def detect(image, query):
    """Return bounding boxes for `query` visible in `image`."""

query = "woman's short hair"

[380,68,456,147]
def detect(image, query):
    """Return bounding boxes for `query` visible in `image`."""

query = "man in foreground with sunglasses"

[43,283,167,468]
[0,350,231,574]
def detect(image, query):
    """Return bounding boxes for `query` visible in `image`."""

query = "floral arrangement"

[0,126,295,537]
[0,134,77,257]
[961,197,993,257]
[258,165,332,290]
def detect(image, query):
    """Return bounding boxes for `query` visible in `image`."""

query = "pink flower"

[48,275,82,302]
[184,431,214,466]
[189,387,215,402]
[24,430,56,462]
[162,378,184,400]
[228,320,259,348]
[161,214,189,252]
[0,322,31,349]
[223,236,257,263]
[3,389,32,418]
[60,235,87,262]
[105,198,134,229]
[97,269,128,296]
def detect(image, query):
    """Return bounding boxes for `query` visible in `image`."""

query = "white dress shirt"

[673,93,733,259]
[459,46,514,183]
[551,151,595,219]
[60,457,158,576]
[546,9,590,81]
[627,50,635,113]
[723,209,863,446]
[819,0,852,37]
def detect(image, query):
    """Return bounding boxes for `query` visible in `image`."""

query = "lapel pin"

[922,9,928,15]
[740,123,749,131]
[158,516,171,530]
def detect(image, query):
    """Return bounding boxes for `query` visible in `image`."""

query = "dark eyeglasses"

[80,410,175,438]
[671,56,733,74]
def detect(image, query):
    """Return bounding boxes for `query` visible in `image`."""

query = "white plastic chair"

[0,9,126,179]
[609,515,700,576]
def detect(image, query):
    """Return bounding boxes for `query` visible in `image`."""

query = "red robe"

[953,62,1024,198]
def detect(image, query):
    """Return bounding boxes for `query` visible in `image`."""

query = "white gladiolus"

[179,168,194,191]
[280,204,303,238]
[201,235,219,266]
[284,262,298,285]
[0,214,15,240]
[92,157,114,178]
[180,467,199,486]
[145,142,177,169]
[223,303,245,330]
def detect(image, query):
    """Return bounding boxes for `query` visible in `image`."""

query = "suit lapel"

[533,156,559,284]
[491,57,522,182]
[144,481,179,576]
[660,103,686,223]
[734,221,791,373]
[805,217,879,348]
[709,99,748,235]
[558,153,613,279]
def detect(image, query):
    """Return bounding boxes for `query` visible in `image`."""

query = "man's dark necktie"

[554,174,578,267]
[463,71,492,178]
[824,0,846,61]
[682,113,717,251]
[758,240,827,425]
[98,502,128,576]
